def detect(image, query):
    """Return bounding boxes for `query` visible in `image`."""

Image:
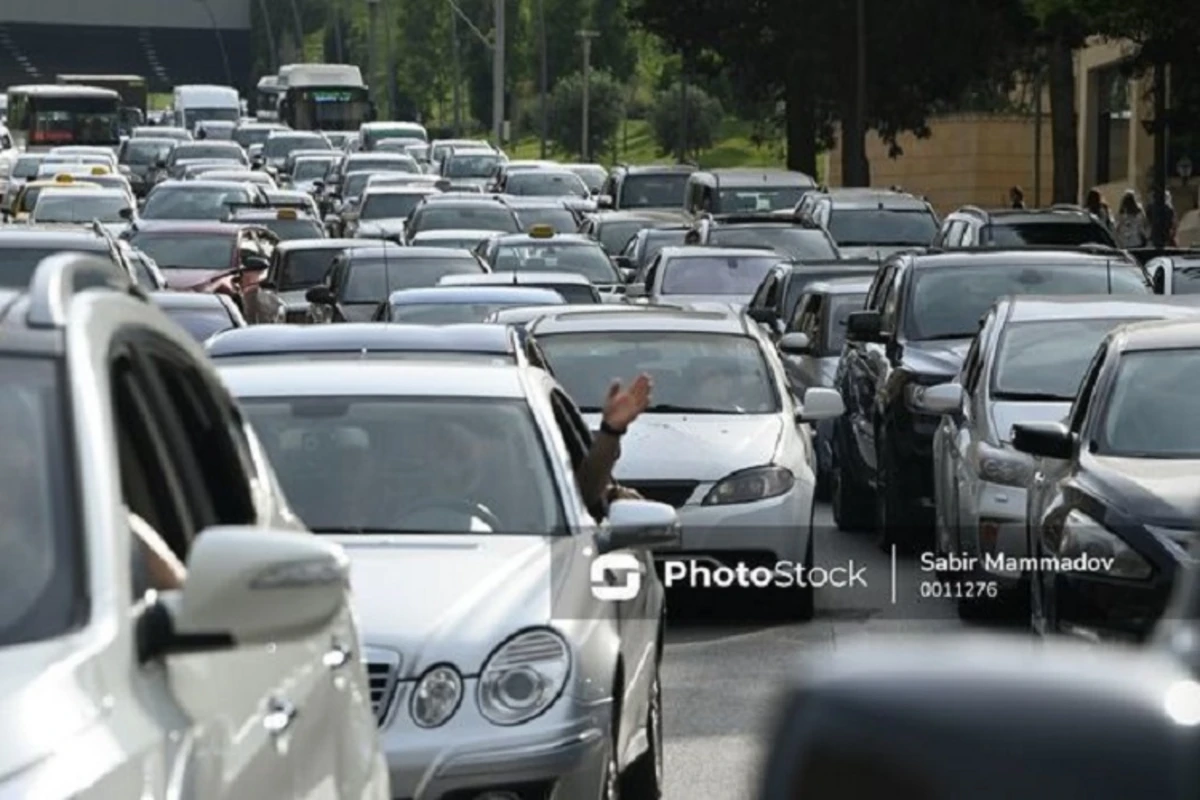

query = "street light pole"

[492,0,505,146]
[577,30,598,160]
[288,0,305,59]
[450,10,462,135]
[382,0,400,118]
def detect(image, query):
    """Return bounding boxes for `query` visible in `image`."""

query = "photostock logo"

[590,552,642,601]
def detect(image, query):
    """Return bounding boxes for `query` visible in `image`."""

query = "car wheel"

[831,426,872,532]
[620,673,663,799]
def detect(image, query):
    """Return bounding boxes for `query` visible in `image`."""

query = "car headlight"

[702,465,795,505]
[410,664,463,728]
[972,442,1032,487]
[477,628,571,726]
[1059,509,1152,579]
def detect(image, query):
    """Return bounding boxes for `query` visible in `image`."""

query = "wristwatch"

[599,419,626,437]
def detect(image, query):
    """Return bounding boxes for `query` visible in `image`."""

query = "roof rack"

[27,251,144,329]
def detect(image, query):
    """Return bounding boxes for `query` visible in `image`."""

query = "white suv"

[0,253,388,798]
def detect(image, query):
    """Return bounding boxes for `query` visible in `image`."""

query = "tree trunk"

[785,72,817,177]
[839,94,869,186]
[1048,36,1078,204]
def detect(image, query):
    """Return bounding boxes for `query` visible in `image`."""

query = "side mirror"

[796,387,844,422]
[596,194,614,209]
[306,285,335,305]
[910,383,964,415]
[625,283,645,298]
[846,310,883,342]
[251,156,264,168]
[1012,421,1075,460]
[162,525,348,649]
[118,207,133,221]
[599,499,681,553]
[778,331,812,355]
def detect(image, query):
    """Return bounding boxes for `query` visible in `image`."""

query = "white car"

[529,306,845,619]
[629,245,789,310]
[0,253,388,798]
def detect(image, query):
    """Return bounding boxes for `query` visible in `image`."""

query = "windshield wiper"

[992,391,1071,402]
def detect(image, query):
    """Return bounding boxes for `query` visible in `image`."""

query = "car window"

[505,171,588,197]
[991,318,1147,401]
[410,205,520,233]
[823,294,866,354]
[707,226,838,260]
[660,255,781,296]
[986,221,1116,248]
[0,246,112,289]
[341,257,483,301]
[493,242,618,283]
[717,186,808,212]
[829,210,939,247]
[32,192,130,223]
[141,185,253,220]
[361,193,427,220]
[277,248,343,290]
[1097,349,1200,457]
[513,207,579,234]
[619,173,690,208]
[128,234,234,270]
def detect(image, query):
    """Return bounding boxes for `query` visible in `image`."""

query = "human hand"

[601,373,652,432]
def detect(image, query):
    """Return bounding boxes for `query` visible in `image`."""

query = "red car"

[125,221,279,306]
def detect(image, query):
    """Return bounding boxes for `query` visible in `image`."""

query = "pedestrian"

[1085,187,1113,230]
[1009,186,1026,209]
[1147,189,1178,247]
[1114,189,1151,248]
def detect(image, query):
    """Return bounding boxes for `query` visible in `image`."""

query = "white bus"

[172,84,241,132]
[5,85,121,151]
[277,63,373,132]
[255,75,283,122]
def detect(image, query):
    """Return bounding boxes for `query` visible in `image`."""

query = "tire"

[620,673,663,800]
[831,426,873,532]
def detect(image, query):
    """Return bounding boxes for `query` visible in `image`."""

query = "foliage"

[547,70,626,157]
[647,84,723,159]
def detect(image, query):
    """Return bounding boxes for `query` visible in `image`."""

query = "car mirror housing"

[1011,421,1075,460]
[797,387,844,422]
[778,331,812,355]
[600,499,681,552]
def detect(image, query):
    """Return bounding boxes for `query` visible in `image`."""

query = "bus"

[255,75,283,122]
[277,63,374,132]
[173,85,241,132]
[57,74,147,119]
[5,85,121,151]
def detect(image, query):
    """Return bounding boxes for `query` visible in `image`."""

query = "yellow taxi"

[6,174,103,222]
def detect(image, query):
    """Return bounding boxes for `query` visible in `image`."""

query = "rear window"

[828,209,939,246]
[0,246,111,288]
[410,205,519,233]
[986,221,1116,247]
[619,174,689,208]
[128,233,234,270]
[171,144,245,164]
[255,218,325,241]
[342,257,484,302]
[279,248,345,290]
[708,226,838,260]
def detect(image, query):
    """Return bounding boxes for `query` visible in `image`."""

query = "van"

[684,168,818,216]
[173,85,241,133]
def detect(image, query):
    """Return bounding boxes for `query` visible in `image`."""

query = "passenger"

[576,373,653,518]
[129,511,187,592]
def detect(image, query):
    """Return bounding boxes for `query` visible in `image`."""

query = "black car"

[746,259,880,340]
[598,164,696,211]
[831,248,1151,548]
[690,212,842,261]
[578,209,691,255]
[795,187,940,261]
[1015,317,1200,641]
[622,225,691,274]
[934,205,1117,249]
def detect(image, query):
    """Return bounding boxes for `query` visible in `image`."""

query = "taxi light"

[54,174,75,183]
[90,166,110,175]
[528,224,554,239]
[276,208,298,220]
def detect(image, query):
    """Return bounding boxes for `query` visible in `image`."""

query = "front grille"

[362,646,401,724]
[623,480,699,508]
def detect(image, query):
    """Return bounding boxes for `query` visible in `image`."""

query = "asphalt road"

[660,502,971,799]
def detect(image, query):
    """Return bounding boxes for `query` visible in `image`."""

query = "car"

[689,212,842,261]
[794,187,941,261]
[684,168,818,215]
[132,124,193,141]
[118,239,169,290]
[207,322,550,367]
[372,285,567,323]
[439,271,604,304]
[149,289,248,342]
[1013,317,1200,641]
[139,179,267,222]
[288,154,342,193]
[925,296,1200,619]
[258,131,332,172]
[6,176,103,222]
[529,306,845,618]
[263,188,322,219]
[578,209,693,255]
[348,185,443,239]
[226,205,327,241]
[934,205,1118,248]
[628,245,789,308]
[830,248,1152,549]
[305,245,488,323]
[438,148,507,190]
[476,226,629,292]
[117,137,177,196]
[231,120,288,150]
[199,168,278,188]
[500,196,586,233]
[330,152,421,194]
[359,120,430,150]
[195,119,237,140]
[407,228,504,250]
[29,187,135,235]
[2,153,47,212]
[565,162,609,195]
[246,238,391,324]
[163,140,248,179]
[125,221,277,295]
[179,160,251,181]
[745,259,879,339]
[428,137,495,167]
[484,159,558,191]
[776,276,873,495]
[218,359,677,799]
[0,252,387,799]
[620,225,692,272]
[405,196,522,238]
[327,170,417,229]
[0,225,142,289]
[598,164,696,211]
[497,168,591,199]
[1146,250,1200,294]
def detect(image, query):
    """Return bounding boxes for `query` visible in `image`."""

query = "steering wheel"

[396,499,503,532]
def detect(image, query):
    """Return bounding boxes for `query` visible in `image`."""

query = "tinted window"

[783,269,875,320]
[571,165,608,192]
[513,207,578,234]
[708,226,838,259]
[346,157,418,175]
[633,228,689,265]
[163,307,236,342]
[240,397,563,534]
[828,209,939,246]
[987,221,1116,247]
[364,126,428,147]
[293,159,334,180]
[1171,263,1200,294]
[410,205,519,233]
[361,193,426,219]
[342,257,483,301]
[660,255,781,295]
[0,358,79,646]
[506,171,587,197]
[279,248,344,290]
[141,185,253,220]
[718,186,807,212]
[12,155,43,179]
[33,193,129,223]
[171,144,245,164]
[597,220,651,254]
[538,332,779,413]
[992,318,1141,400]
[619,174,689,208]
[263,135,330,159]
[0,246,110,288]
[1098,350,1200,458]
[120,140,174,166]
[255,218,324,241]
[823,293,867,353]
[389,302,520,324]
[906,264,1149,341]
[128,234,233,270]
[445,153,504,178]
[493,242,618,283]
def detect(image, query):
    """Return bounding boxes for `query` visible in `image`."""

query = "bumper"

[961,482,1028,585]
[659,482,813,565]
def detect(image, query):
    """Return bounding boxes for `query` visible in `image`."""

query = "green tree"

[648,84,723,160]
[548,70,626,157]
[590,0,638,83]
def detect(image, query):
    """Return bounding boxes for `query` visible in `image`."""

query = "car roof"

[826,189,931,210]
[442,271,589,285]
[1112,318,1200,352]
[971,207,1097,223]
[129,221,246,235]
[0,227,110,247]
[530,306,752,335]
[33,187,125,200]
[1002,295,1200,324]
[387,286,566,304]
[152,179,258,190]
[349,245,472,260]
[491,233,597,247]
[706,168,816,186]
[207,323,517,357]
[656,246,789,259]
[228,209,319,221]
[275,238,381,253]
[802,277,874,295]
[218,361,533,399]
[148,291,229,310]
[410,229,502,240]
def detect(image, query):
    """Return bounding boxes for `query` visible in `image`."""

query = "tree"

[591,0,638,82]
[547,70,626,157]
[647,84,723,160]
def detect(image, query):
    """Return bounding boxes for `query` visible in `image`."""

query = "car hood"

[163,267,231,289]
[989,400,1071,444]
[661,294,753,312]
[355,218,408,237]
[582,412,783,481]
[900,338,972,377]
[331,534,583,675]
[1081,455,1200,531]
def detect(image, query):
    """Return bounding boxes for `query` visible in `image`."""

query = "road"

[660,503,982,799]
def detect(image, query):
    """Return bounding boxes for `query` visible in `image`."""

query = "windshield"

[361,193,425,219]
[410,205,519,233]
[293,159,334,180]
[240,396,563,534]
[719,186,808,212]
[141,185,252,220]
[121,140,173,166]
[709,226,839,259]
[829,209,939,246]
[0,357,79,646]
[493,242,618,283]
[824,294,867,354]
[660,254,781,295]
[598,220,652,254]
[539,332,779,413]
[257,218,324,240]
[278,248,344,290]
[619,174,689,208]
[12,156,43,179]
[162,308,236,342]
[986,221,1116,247]
[993,318,1141,400]
[171,144,244,165]
[128,233,233,270]
[0,247,109,288]
[513,207,579,233]
[446,153,503,178]
[32,193,129,223]
[1098,350,1200,458]
[183,107,239,128]
[388,302,527,324]
[263,135,330,159]
[506,171,588,197]
[907,265,1149,340]
[342,257,483,302]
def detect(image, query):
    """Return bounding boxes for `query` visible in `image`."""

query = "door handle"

[323,641,353,669]
[263,697,297,735]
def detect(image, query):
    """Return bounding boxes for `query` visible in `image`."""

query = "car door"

[838,264,890,475]
[937,324,984,553]
[781,292,816,394]
[857,265,898,476]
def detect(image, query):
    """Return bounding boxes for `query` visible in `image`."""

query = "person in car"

[129,511,188,592]
[578,373,652,517]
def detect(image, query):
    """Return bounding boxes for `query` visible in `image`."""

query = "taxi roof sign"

[528,224,554,239]
[90,166,110,175]
[54,174,75,183]
[276,208,298,220]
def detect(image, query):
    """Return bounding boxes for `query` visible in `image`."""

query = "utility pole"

[288,0,305,58]
[578,30,598,160]
[331,0,343,62]
[255,0,279,71]
[1033,63,1044,207]
[492,0,505,147]
[850,0,868,185]
[538,0,549,157]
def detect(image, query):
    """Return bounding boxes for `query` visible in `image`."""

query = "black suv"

[831,247,1150,548]
[795,187,940,261]
[690,212,841,261]
[598,164,696,211]
[934,205,1117,249]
